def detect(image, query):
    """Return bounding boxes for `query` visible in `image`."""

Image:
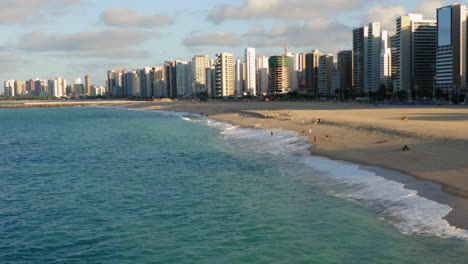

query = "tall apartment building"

[139,67,152,97]
[353,27,366,95]
[245,47,256,96]
[337,50,353,92]
[256,56,269,96]
[151,66,166,98]
[192,55,211,97]
[305,50,322,96]
[396,14,437,98]
[176,61,193,99]
[205,66,215,98]
[165,61,178,98]
[235,59,245,96]
[268,56,290,94]
[318,54,334,96]
[124,71,140,97]
[380,30,393,91]
[354,22,391,95]
[214,52,235,97]
[436,4,468,99]
[85,74,91,95]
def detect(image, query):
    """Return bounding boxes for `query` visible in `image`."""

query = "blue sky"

[0,0,459,86]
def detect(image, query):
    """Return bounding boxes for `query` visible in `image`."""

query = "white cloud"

[0,0,84,24]
[0,0,83,8]
[365,5,406,32]
[207,0,363,23]
[183,32,243,47]
[13,28,155,59]
[244,21,351,54]
[99,7,174,28]
[0,52,22,72]
[415,0,443,20]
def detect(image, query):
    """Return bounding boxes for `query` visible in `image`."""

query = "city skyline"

[0,0,451,86]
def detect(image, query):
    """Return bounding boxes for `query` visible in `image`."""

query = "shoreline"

[6,100,468,230]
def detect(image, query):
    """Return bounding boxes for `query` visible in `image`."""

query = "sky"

[0,0,461,86]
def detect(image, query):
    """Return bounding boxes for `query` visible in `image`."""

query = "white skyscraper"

[256,56,269,95]
[192,55,211,97]
[380,30,392,90]
[245,47,256,96]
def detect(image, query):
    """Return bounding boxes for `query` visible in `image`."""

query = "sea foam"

[169,112,468,240]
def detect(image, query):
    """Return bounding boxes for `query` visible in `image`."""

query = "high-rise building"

[365,22,383,94]
[268,56,290,94]
[337,50,353,93]
[380,30,393,91]
[318,54,334,96]
[4,80,15,97]
[124,71,140,97]
[139,67,152,97]
[256,56,269,96]
[205,66,215,98]
[176,61,193,99]
[436,4,468,100]
[192,55,211,97]
[305,50,322,96]
[214,52,235,97]
[245,47,257,95]
[85,74,91,95]
[353,27,366,95]
[235,59,245,96]
[165,61,178,98]
[151,66,166,98]
[396,14,437,99]
[354,22,390,95]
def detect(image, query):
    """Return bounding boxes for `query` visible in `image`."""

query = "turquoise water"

[1,107,467,263]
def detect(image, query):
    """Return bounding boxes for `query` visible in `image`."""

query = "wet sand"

[6,100,468,229]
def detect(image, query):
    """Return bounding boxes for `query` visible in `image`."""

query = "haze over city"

[0,0,453,85]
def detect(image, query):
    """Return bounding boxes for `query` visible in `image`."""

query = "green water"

[0,107,467,263]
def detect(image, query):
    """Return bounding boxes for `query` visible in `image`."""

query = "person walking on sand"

[271,131,274,136]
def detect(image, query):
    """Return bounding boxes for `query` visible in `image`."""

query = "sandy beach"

[5,100,468,228]
[97,100,468,227]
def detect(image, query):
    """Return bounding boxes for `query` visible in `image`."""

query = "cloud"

[244,20,351,54]
[0,52,22,72]
[415,0,442,20]
[12,28,155,59]
[365,5,406,32]
[207,0,363,23]
[183,32,243,47]
[0,0,84,24]
[0,0,83,8]
[100,7,174,28]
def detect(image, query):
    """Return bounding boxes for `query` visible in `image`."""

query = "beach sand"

[7,100,468,228]
[103,100,468,228]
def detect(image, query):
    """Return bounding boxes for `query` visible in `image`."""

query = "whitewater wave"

[171,113,468,240]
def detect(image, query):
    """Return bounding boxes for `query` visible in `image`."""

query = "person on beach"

[402,145,410,151]
[271,131,274,136]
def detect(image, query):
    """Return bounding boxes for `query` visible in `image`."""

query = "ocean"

[1,106,467,263]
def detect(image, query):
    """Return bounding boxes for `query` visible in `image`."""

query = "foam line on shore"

[170,111,468,240]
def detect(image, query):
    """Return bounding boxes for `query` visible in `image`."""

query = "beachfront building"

[245,47,257,96]
[436,4,468,101]
[205,66,215,98]
[165,61,178,98]
[380,30,393,92]
[353,22,391,96]
[337,50,353,95]
[268,55,290,94]
[107,69,126,97]
[256,56,269,96]
[317,54,334,96]
[234,59,245,96]
[85,74,91,95]
[396,14,437,99]
[176,61,193,99]
[124,71,140,97]
[214,52,235,97]
[151,66,166,98]
[192,55,211,98]
[305,50,322,96]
